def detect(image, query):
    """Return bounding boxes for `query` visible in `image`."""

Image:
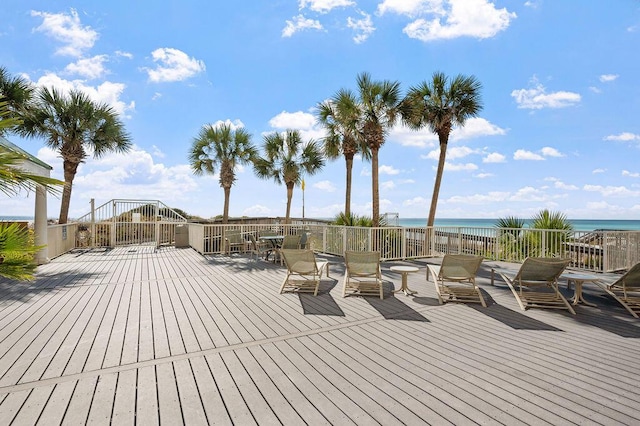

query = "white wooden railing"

[45,220,640,273]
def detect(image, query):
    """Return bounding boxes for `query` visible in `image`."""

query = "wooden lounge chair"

[278,234,301,265]
[497,257,575,314]
[427,254,485,307]
[279,249,329,296]
[343,251,384,299]
[603,262,640,318]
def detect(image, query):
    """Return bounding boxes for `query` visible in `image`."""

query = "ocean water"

[398,218,640,232]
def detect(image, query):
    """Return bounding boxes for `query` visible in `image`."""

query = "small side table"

[563,272,601,307]
[390,265,419,296]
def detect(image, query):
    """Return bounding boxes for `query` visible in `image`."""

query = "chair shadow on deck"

[299,280,345,316]
[365,282,430,322]
[571,294,640,338]
[468,294,564,331]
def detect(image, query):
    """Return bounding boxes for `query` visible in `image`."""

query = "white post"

[34,184,49,264]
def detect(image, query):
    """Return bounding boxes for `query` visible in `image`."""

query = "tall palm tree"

[316,88,369,219]
[253,130,324,224]
[402,72,483,227]
[189,122,256,223]
[0,67,34,135]
[355,72,402,227]
[18,87,131,224]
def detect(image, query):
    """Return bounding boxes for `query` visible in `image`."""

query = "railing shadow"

[0,271,104,303]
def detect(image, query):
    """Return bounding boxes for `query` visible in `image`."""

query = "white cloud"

[282,15,324,37]
[390,123,437,148]
[513,149,544,160]
[589,86,602,94]
[511,80,581,109]
[145,48,205,83]
[392,117,506,148]
[604,132,640,142]
[151,145,165,158]
[450,117,507,141]
[34,72,134,117]
[267,110,325,141]
[403,196,428,207]
[207,119,246,131]
[424,146,477,161]
[474,172,493,178]
[377,0,443,17]
[583,184,640,198]
[313,180,336,192]
[553,180,579,190]
[447,191,510,204]
[299,0,355,13]
[622,170,640,178]
[379,165,399,175]
[444,162,478,171]
[381,181,396,190]
[592,168,606,174]
[510,186,546,202]
[599,74,619,82]
[401,0,516,42]
[347,11,375,44]
[446,146,478,159]
[540,147,564,157]
[243,204,274,216]
[115,50,133,59]
[31,9,98,57]
[483,152,505,163]
[64,55,108,79]
[269,111,316,129]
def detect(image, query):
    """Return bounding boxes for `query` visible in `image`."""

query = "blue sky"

[2,1,640,221]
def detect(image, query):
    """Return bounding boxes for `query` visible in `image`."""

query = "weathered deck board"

[0,247,639,425]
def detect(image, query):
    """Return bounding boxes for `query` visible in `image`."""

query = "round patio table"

[390,265,419,296]
[562,272,601,307]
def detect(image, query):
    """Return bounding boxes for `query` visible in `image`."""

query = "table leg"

[394,273,418,296]
[569,280,597,307]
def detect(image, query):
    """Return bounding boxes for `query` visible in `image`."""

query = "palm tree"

[355,72,402,227]
[403,72,483,227]
[0,101,63,281]
[0,67,34,134]
[253,130,324,224]
[189,122,256,223]
[316,88,369,220]
[18,87,131,224]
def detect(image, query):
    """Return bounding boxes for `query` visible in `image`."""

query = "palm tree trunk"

[59,160,79,224]
[371,149,379,227]
[345,155,354,218]
[222,186,231,224]
[427,140,448,227]
[285,182,294,224]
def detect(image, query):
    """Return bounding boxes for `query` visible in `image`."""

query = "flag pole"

[301,178,305,220]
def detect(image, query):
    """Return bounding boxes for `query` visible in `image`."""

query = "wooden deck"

[0,246,639,425]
